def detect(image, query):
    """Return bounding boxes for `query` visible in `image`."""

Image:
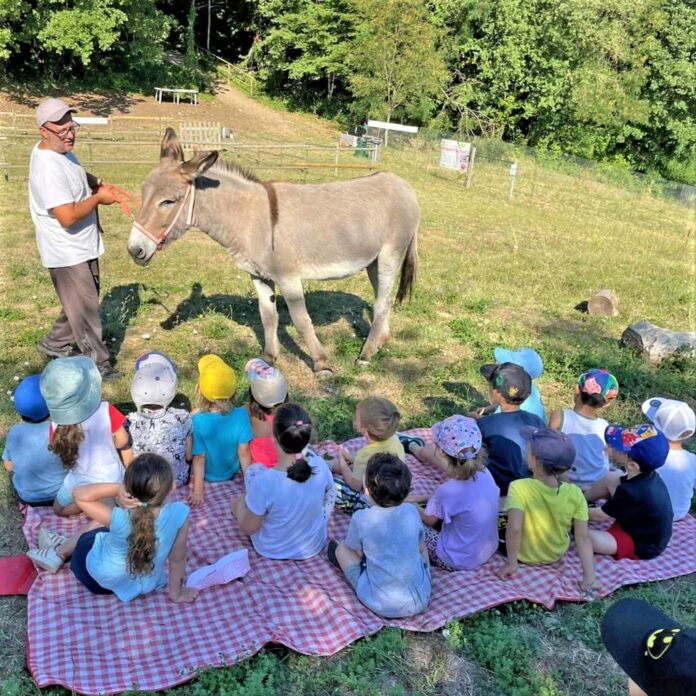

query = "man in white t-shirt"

[29,98,120,379]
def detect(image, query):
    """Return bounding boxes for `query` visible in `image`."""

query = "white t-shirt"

[656,448,696,520]
[244,452,335,560]
[561,409,610,487]
[28,143,104,268]
[60,402,124,493]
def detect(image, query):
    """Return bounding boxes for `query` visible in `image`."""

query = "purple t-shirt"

[425,469,500,570]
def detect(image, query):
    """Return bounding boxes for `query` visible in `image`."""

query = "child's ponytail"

[50,424,85,469]
[125,453,173,576]
[273,403,313,483]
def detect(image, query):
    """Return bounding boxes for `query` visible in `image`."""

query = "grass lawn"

[0,88,694,695]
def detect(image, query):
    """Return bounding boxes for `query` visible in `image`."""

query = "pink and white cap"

[432,415,482,459]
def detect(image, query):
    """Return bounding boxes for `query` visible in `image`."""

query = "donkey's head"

[127,128,219,265]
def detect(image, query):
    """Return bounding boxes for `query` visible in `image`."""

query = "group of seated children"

[5,345,695,619]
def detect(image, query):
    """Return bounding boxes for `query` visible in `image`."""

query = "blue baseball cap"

[13,374,50,421]
[604,424,669,470]
[520,426,576,473]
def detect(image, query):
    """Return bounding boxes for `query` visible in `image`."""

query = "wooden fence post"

[466,146,476,189]
[508,160,518,201]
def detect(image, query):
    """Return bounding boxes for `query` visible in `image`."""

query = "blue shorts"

[343,557,367,590]
[70,528,113,595]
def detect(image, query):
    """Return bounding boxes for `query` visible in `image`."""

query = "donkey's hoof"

[356,358,371,369]
[315,369,335,381]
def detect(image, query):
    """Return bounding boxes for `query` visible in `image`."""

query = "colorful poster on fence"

[440,139,472,173]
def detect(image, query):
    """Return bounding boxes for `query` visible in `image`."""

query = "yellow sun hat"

[198,354,237,401]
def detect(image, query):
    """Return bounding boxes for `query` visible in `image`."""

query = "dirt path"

[0,82,340,144]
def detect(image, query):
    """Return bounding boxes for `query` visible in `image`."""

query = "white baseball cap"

[642,397,696,442]
[131,352,178,418]
[36,98,76,127]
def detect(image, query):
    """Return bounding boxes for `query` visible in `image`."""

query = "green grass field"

[0,89,694,695]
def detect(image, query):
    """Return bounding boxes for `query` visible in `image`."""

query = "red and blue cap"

[604,424,669,470]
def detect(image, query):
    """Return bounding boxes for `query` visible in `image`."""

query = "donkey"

[127,128,419,376]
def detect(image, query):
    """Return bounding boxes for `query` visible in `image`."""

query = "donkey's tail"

[395,232,418,304]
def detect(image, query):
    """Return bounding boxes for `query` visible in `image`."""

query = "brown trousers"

[46,258,110,365]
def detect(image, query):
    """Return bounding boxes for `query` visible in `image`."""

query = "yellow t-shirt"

[352,434,406,482]
[505,478,588,564]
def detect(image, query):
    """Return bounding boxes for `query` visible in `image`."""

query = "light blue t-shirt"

[191,408,253,481]
[245,453,336,559]
[344,503,431,618]
[86,502,190,602]
[2,421,64,503]
[494,384,546,422]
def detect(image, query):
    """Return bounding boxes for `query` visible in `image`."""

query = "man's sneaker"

[27,546,65,573]
[98,362,123,381]
[397,433,425,455]
[38,528,67,550]
[36,340,79,359]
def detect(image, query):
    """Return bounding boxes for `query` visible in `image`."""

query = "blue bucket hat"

[40,357,102,426]
[13,374,49,422]
[494,347,544,380]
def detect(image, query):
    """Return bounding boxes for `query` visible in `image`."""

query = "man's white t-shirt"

[28,144,104,268]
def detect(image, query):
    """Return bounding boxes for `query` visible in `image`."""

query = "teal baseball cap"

[40,357,102,425]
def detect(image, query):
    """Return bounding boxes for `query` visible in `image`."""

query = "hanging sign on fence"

[440,139,472,173]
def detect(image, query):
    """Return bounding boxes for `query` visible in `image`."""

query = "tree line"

[1,0,694,184]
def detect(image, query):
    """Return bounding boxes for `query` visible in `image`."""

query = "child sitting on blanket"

[409,415,500,570]
[327,453,431,618]
[231,403,335,560]
[474,362,546,495]
[28,453,197,604]
[586,424,673,561]
[3,374,65,506]
[548,368,619,490]
[497,427,597,594]
[330,397,405,514]
[189,354,252,507]
[471,347,547,422]
[642,397,696,521]
[127,352,192,488]
[244,358,289,469]
[40,357,133,517]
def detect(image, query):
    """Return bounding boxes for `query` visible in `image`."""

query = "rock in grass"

[587,289,619,317]
[621,321,696,364]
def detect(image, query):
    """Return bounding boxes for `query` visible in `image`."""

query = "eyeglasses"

[43,123,81,139]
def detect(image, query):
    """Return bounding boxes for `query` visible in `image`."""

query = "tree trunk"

[621,321,696,364]
[587,289,619,317]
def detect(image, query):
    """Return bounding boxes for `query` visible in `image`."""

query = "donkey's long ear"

[160,128,184,163]
[179,151,219,181]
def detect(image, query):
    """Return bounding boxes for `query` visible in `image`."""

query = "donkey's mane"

[211,159,261,183]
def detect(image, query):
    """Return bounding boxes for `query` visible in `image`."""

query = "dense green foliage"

[0,0,693,182]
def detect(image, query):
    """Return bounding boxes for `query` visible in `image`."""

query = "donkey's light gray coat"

[127,129,419,374]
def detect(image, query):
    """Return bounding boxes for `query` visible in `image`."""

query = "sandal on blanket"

[327,540,340,569]
[398,433,425,455]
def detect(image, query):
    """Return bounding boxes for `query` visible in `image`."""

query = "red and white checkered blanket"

[24,429,696,695]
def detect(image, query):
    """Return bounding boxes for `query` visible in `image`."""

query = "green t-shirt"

[505,478,588,564]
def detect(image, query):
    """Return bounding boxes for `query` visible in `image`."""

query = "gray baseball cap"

[36,98,76,127]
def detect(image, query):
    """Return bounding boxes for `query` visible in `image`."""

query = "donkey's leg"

[277,276,332,376]
[251,275,280,362]
[358,250,401,364]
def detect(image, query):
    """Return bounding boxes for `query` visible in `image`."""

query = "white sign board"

[367,119,418,134]
[440,139,472,173]
[74,117,109,126]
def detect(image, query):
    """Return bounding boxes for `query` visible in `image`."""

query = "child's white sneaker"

[27,546,65,573]
[38,528,67,550]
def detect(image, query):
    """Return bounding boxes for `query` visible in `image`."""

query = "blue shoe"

[398,433,425,455]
